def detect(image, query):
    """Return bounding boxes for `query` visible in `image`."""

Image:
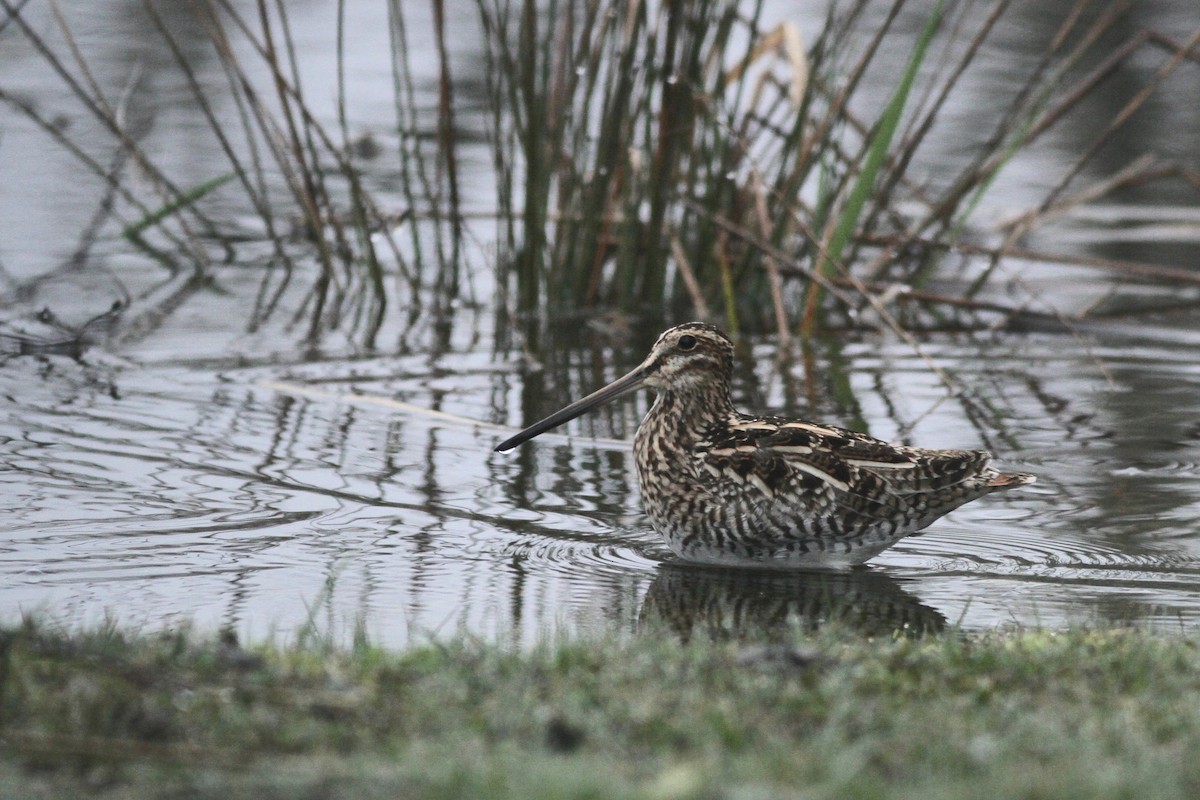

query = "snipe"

[496,323,1035,569]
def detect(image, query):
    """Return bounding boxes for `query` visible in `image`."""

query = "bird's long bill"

[494,364,650,452]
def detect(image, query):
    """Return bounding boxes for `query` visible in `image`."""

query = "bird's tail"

[986,471,1037,490]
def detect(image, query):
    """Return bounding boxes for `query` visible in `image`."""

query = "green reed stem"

[800,0,944,340]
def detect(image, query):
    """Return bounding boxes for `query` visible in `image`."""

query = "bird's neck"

[642,384,737,449]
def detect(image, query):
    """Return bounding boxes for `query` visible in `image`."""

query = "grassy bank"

[2,621,1199,799]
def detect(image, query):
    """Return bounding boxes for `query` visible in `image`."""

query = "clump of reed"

[4,0,1198,345]
[478,0,1200,339]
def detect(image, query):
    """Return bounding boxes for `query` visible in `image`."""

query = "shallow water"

[3,0,1200,645]
[6,317,1200,645]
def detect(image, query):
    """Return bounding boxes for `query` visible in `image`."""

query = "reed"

[4,0,1196,344]
[474,0,1196,337]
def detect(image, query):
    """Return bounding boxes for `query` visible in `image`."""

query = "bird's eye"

[677,334,697,351]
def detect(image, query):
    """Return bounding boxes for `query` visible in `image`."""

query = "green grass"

[3,621,1200,798]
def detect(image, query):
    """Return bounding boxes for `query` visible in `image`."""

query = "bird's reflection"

[639,562,946,641]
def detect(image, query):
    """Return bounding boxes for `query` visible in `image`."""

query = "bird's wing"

[693,417,993,521]
[693,421,906,525]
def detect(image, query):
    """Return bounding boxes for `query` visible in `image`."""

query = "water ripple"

[8,326,1200,643]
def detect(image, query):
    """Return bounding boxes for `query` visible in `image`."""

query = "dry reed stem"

[749,172,789,346]
[668,233,712,320]
[1035,25,1200,217]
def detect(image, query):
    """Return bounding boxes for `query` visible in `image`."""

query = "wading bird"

[496,323,1035,569]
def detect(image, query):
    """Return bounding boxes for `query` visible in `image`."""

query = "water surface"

[6,316,1200,645]
[3,0,1200,645]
